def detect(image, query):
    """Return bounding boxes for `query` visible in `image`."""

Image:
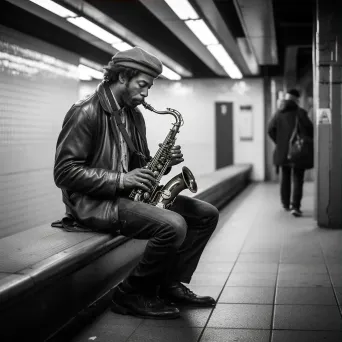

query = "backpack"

[287,111,314,169]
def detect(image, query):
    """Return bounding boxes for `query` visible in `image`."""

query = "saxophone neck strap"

[104,83,147,162]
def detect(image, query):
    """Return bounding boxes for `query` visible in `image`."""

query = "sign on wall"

[317,108,331,125]
[239,105,253,141]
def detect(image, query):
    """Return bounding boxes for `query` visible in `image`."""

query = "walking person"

[268,89,314,217]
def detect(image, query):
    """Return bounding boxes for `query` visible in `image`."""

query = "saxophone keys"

[153,170,160,176]
[161,189,172,199]
[143,192,150,200]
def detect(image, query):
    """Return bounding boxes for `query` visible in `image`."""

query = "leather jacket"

[54,81,150,231]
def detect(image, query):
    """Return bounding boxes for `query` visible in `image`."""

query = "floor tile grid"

[196,189,274,341]
[125,185,268,342]
[270,213,303,342]
[121,185,266,342]
[267,218,285,342]
[70,183,342,342]
[319,237,342,317]
[199,185,282,340]
[271,186,342,340]
[273,184,307,336]
[254,185,287,342]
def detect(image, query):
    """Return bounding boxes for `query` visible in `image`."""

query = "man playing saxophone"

[54,47,219,319]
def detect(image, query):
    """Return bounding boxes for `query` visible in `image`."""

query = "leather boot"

[159,281,216,307]
[111,285,180,319]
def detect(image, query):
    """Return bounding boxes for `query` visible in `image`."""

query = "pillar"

[314,0,342,228]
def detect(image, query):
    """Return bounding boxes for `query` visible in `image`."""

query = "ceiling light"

[78,72,92,81]
[162,65,182,81]
[207,44,243,79]
[29,0,77,18]
[67,17,122,45]
[185,19,218,46]
[112,42,133,51]
[78,64,103,80]
[164,0,199,20]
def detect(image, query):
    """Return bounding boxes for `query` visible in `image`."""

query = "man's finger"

[140,169,156,176]
[139,173,156,183]
[171,147,181,152]
[137,183,150,192]
[137,178,152,187]
[136,178,153,189]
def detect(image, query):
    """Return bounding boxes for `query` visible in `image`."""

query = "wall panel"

[0,25,79,238]
[80,78,265,182]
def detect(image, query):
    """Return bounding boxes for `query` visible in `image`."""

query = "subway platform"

[69,182,342,342]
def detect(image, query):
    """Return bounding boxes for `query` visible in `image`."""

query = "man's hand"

[122,168,156,192]
[168,145,184,167]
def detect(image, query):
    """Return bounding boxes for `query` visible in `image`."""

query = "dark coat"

[53,81,150,231]
[267,100,314,169]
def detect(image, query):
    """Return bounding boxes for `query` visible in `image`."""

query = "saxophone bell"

[152,166,197,209]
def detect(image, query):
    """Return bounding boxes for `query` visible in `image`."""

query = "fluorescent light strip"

[79,72,92,81]
[185,19,218,46]
[78,64,103,80]
[67,17,122,45]
[29,0,77,18]
[162,65,181,80]
[112,42,134,51]
[163,0,243,78]
[29,0,186,81]
[30,0,135,49]
[207,44,243,79]
[164,0,199,20]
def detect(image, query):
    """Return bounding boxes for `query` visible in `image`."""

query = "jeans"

[117,195,219,294]
[280,166,305,210]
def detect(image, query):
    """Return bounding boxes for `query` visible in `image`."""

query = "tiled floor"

[71,182,342,342]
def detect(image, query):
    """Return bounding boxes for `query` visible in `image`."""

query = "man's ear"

[118,73,127,85]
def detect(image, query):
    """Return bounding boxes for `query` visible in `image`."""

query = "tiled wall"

[80,77,265,182]
[0,25,79,238]
[143,78,265,182]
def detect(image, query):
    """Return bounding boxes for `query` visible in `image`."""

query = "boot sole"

[163,298,216,308]
[111,301,180,320]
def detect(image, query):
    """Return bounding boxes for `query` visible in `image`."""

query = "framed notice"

[239,105,253,141]
[317,108,331,125]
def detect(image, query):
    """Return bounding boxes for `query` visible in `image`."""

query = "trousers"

[117,195,219,293]
[280,165,305,210]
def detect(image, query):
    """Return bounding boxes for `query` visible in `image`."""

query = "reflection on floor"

[71,182,342,342]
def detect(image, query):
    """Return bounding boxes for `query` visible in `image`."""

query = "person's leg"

[111,197,187,319]
[280,165,292,210]
[166,195,219,283]
[291,167,305,216]
[159,195,219,306]
[118,197,187,292]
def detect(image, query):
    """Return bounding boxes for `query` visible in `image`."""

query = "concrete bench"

[0,164,252,341]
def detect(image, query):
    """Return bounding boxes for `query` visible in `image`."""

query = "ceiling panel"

[85,0,217,78]
[1,0,316,79]
[234,0,278,65]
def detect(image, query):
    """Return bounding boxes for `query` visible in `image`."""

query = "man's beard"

[122,84,136,108]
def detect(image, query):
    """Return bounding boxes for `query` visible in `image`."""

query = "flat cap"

[110,46,163,78]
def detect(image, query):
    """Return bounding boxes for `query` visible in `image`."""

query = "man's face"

[122,73,154,108]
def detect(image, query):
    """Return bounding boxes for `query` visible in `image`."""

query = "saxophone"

[129,101,197,209]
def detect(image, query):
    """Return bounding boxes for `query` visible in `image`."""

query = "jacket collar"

[96,81,120,114]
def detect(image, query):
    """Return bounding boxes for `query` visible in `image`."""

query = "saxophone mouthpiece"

[141,101,150,109]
